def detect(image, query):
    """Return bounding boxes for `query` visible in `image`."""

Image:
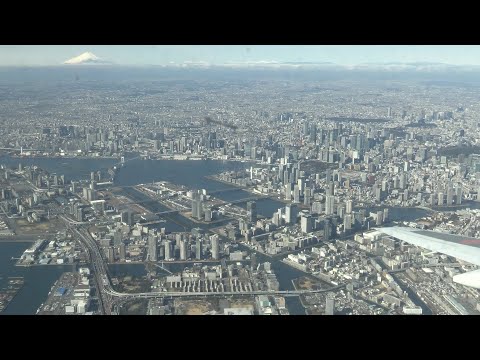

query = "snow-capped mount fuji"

[64,52,112,65]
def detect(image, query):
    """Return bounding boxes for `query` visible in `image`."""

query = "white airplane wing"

[378,226,480,289]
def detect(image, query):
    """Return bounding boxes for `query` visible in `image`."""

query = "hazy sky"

[1,45,479,66]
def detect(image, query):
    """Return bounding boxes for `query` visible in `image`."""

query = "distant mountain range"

[62,53,480,72]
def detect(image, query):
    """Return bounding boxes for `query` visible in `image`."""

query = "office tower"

[164,240,172,260]
[125,211,134,226]
[76,207,84,222]
[148,235,157,262]
[328,182,335,196]
[119,244,126,261]
[381,180,388,192]
[285,204,298,224]
[346,199,353,214]
[196,238,202,260]
[272,212,280,226]
[211,235,219,260]
[456,185,462,205]
[344,214,352,231]
[376,211,383,226]
[303,122,309,136]
[309,124,317,143]
[247,201,257,223]
[284,183,292,201]
[71,181,76,193]
[251,146,256,160]
[179,239,187,260]
[293,185,300,203]
[304,187,312,206]
[325,195,335,215]
[301,214,313,234]
[204,209,212,222]
[325,293,335,315]
[297,178,305,196]
[383,208,389,222]
[387,106,392,117]
[375,186,382,202]
[191,192,198,218]
[191,191,203,220]
[311,201,322,214]
[438,192,444,206]
[446,187,454,206]
[107,247,115,263]
[324,219,333,241]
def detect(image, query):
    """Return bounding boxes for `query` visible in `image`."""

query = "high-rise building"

[247,201,257,223]
[384,208,389,222]
[107,247,115,263]
[191,191,203,220]
[284,183,291,201]
[164,240,172,260]
[304,187,311,206]
[285,204,298,224]
[325,293,335,315]
[113,229,122,246]
[346,199,353,214]
[325,195,335,215]
[211,235,219,260]
[196,238,202,260]
[293,185,300,203]
[399,173,407,190]
[375,186,382,203]
[309,124,317,143]
[179,239,187,260]
[324,219,333,241]
[311,201,322,214]
[438,192,444,206]
[456,186,462,205]
[76,207,84,222]
[446,187,454,206]
[376,211,383,226]
[148,235,157,262]
[301,214,313,234]
[119,244,126,261]
[344,214,352,231]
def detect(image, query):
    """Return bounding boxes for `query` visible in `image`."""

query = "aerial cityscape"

[1,45,480,315]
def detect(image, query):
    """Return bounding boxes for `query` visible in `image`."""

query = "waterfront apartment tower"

[247,201,257,223]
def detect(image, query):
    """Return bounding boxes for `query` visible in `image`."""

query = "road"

[104,284,346,299]
[59,215,113,314]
